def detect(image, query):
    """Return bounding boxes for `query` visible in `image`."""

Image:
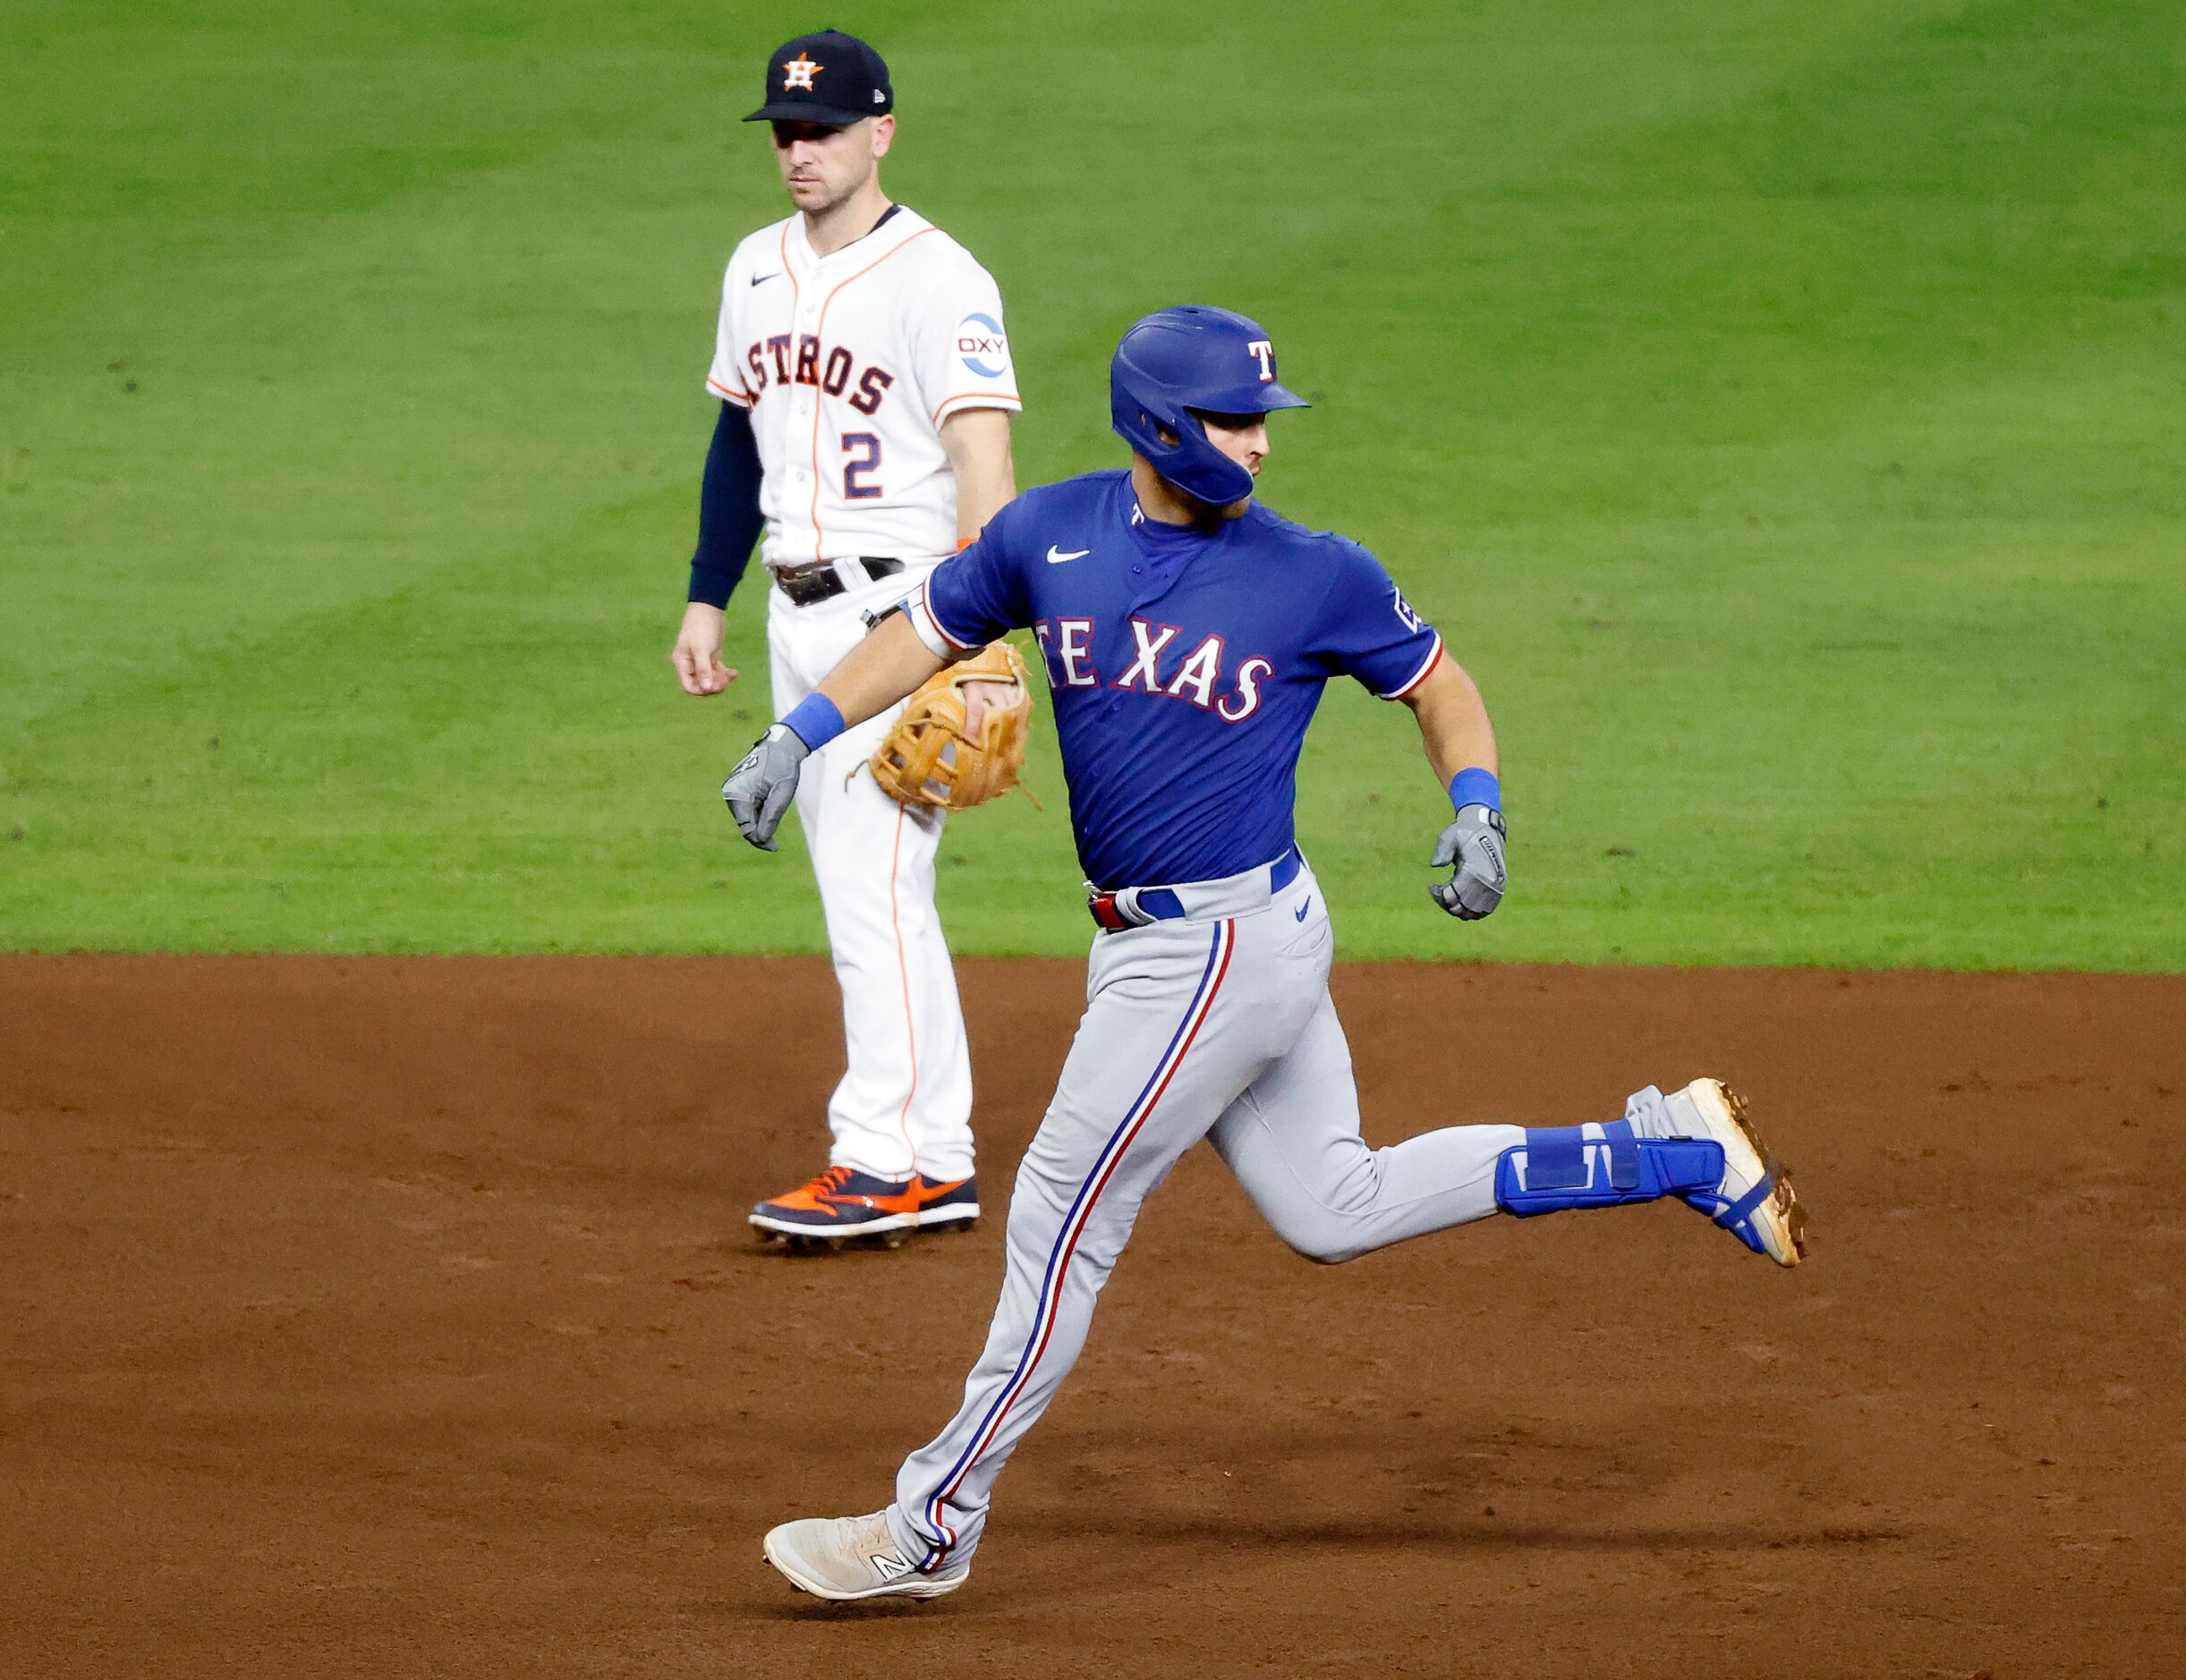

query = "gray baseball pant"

[888,860,1527,1571]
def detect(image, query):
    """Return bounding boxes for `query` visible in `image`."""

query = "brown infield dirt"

[2,955,2181,1678]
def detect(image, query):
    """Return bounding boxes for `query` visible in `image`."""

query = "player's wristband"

[782,693,846,752]
[1449,768,1501,816]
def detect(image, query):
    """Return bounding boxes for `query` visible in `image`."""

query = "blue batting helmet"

[1110,306,1310,506]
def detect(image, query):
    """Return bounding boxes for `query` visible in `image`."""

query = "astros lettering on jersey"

[708,208,1020,566]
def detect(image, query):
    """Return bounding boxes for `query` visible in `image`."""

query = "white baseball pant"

[765,563,974,1184]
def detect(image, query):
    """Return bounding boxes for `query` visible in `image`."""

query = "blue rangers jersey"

[906,469,1443,891]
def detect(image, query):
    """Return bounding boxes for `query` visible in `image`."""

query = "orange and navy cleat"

[750,1166,981,1247]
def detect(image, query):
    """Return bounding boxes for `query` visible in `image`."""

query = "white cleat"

[761,1510,970,1603]
[1664,1079,1809,1268]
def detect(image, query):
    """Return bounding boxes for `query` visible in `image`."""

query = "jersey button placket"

[1126,557,1185,617]
[795,282,819,495]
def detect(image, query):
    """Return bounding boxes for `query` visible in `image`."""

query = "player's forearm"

[1404,657,1499,790]
[940,409,1016,545]
[812,610,947,733]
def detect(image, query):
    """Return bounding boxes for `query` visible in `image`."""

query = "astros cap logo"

[782,52,822,90]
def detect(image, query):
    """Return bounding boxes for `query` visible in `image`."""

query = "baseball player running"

[672,31,1022,1247]
[722,306,1809,1599]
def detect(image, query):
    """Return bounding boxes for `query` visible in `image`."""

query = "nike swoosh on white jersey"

[1045,546,1091,564]
[750,272,779,287]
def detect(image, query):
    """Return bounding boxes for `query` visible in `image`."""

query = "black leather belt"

[773,556,905,607]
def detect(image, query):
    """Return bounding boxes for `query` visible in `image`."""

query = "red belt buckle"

[1087,892,1131,932]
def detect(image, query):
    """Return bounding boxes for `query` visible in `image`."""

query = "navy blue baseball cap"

[744,30,894,126]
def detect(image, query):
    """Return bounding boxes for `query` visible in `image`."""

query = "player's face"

[1194,412,1272,485]
[770,116,894,213]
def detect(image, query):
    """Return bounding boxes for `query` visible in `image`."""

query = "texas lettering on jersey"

[1033,616,1273,722]
[909,469,1443,888]
[706,208,1021,567]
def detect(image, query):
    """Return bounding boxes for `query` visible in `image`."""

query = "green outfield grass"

[3,0,2181,966]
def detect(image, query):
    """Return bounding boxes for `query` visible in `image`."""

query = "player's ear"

[869,115,896,159]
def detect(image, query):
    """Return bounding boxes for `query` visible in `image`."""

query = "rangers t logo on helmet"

[1109,306,1310,507]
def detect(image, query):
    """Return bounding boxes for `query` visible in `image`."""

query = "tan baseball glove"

[869,641,1035,810]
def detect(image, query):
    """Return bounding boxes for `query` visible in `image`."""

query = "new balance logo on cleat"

[762,1512,971,1602]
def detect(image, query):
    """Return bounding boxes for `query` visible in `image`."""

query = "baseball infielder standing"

[723,305,1809,1599]
[672,30,1021,1245]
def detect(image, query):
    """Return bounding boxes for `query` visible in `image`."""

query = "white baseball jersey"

[705,207,1021,569]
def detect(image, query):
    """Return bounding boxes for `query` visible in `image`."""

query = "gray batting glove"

[721,723,811,852]
[1430,804,1507,920]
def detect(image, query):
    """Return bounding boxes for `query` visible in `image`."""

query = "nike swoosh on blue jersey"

[1045,546,1090,564]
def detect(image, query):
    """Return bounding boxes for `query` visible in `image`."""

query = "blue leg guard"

[1493,1121,1724,1218]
